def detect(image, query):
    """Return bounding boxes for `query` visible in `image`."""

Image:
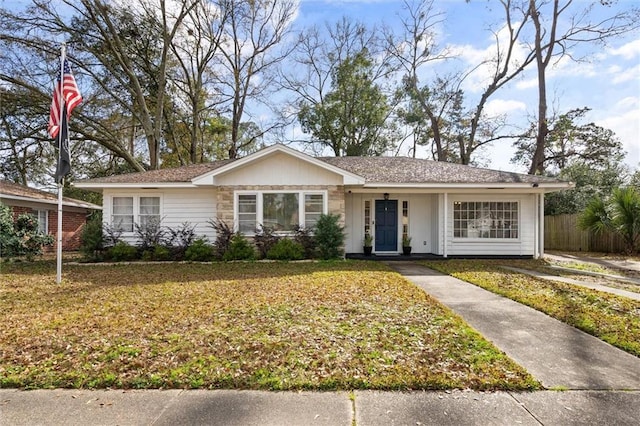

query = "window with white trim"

[36,210,48,234]
[364,200,371,235]
[111,196,160,232]
[453,201,519,239]
[139,197,160,230]
[235,191,326,234]
[304,194,324,228]
[112,197,134,232]
[402,201,409,239]
[238,194,257,234]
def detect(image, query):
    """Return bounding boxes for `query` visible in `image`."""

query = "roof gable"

[191,144,365,185]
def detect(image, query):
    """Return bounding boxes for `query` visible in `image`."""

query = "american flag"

[48,59,82,139]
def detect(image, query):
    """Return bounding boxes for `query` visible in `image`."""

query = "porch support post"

[443,192,448,258]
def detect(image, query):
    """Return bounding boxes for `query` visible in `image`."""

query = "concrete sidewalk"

[389,262,640,390]
[2,389,640,425]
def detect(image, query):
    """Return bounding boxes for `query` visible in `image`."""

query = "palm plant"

[578,187,640,254]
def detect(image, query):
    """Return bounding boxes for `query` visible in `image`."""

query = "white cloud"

[447,20,531,94]
[609,39,640,60]
[595,97,640,170]
[612,64,640,84]
[485,99,527,117]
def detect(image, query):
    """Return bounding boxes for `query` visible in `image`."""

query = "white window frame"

[234,190,328,235]
[110,194,162,234]
[453,200,520,240]
[36,210,48,234]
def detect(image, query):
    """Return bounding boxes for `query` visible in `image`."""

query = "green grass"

[422,259,640,358]
[0,260,538,391]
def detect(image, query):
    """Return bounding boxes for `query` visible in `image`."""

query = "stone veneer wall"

[216,185,345,227]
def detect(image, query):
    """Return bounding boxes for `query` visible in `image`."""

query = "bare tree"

[388,0,537,165]
[169,1,228,165]
[526,0,639,175]
[213,0,297,159]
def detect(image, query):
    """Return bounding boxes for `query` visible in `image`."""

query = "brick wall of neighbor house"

[49,210,88,252]
[10,206,31,219]
[216,185,346,227]
[8,205,87,251]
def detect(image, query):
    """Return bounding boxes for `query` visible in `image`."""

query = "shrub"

[293,225,315,259]
[102,223,123,248]
[141,245,170,261]
[108,241,138,262]
[165,222,196,259]
[135,217,165,252]
[80,212,104,261]
[184,238,214,262]
[314,213,345,260]
[0,203,54,261]
[267,238,305,260]
[222,234,256,261]
[208,219,235,258]
[254,225,280,259]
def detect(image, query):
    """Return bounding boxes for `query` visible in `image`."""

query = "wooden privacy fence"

[544,214,627,253]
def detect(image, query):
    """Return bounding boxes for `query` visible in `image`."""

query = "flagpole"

[56,43,66,285]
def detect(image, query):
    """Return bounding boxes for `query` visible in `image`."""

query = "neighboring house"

[0,181,102,251]
[75,144,572,258]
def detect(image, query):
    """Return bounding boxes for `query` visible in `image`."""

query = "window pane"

[453,201,518,239]
[140,197,159,215]
[113,197,134,232]
[37,210,48,234]
[364,200,371,235]
[263,193,299,231]
[139,197,160,231]
[238,194,257,234]
[305,194,323,228]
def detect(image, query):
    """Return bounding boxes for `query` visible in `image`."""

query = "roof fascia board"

[0,194,102,210]
[74,182,196,190]
[361,182,573,189]
[191,144,365,185]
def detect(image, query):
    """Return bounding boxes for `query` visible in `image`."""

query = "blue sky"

[291,0,640,173]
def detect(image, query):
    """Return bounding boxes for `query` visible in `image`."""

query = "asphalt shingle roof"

[81,160,234,184]
[0,181,101,209]
[320,156,559,184]
[77,155,562,186]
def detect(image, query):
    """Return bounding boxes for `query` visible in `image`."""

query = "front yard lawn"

[423,259,640,358]
[0,261,537,390]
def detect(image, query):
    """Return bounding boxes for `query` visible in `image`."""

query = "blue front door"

[375,200,398,252]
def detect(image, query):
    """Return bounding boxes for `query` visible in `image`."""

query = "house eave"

[0,194,102,210]
[74,182,197,191]
[348,182,573,193]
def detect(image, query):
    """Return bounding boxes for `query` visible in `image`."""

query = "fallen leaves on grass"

[0,261,537,391]
[423,260,640,358]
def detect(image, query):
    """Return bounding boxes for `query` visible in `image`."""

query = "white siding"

[344,192,364,253]
[344,192,436,254]
[445,193,536,256]
[103,188,217,244]
[215,152,343,186]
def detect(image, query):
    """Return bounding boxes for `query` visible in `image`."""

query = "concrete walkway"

[2,388,640,425]
[545,253,640,275]
[388,262,640,390]
[501,266,640,301]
